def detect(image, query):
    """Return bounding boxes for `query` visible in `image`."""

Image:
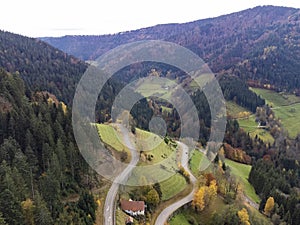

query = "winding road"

[103,129,198,225]
[155,142,197,225]
[103,125,139,225]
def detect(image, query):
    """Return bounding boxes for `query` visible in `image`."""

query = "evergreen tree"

[0,189,24,225]
[33,193,53,225]
[0,212,7,225]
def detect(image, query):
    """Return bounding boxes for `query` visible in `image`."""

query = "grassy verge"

[189,150,204,176]
[224,159,260,204]
[160,174,187,201]
[169,213,190,225]
[150,183,194,225]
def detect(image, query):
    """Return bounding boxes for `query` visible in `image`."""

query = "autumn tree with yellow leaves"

[238,208,251,225]
[264,196,275,216]
[192,179,218,211]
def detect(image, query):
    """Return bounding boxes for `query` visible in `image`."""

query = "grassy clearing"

[161,105,172,113]
[226,101,251,119]
[125,128,178,187]
[238,116,257,131]
[160,174,187,201]
[238,116,274,144]
[126,159,177,187]
[224,159,260,203]
[190,150,260,203]
[251,88,300,107]
[135,128,176,164]
[135,78,175,99]
[251,88,300,138]
[272,103,300,138]
[96,124,129,152]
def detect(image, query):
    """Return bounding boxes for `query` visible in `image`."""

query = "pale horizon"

[1,0,299,38]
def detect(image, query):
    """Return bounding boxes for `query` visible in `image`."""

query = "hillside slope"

[0,31,87,103]
[42,6,300,91]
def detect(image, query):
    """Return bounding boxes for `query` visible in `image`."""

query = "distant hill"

[0,31,87,103]
[42,6,300,91]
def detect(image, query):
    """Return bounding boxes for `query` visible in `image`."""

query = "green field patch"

[161,105,172,113]
[96,124,129,152]
[238,116,257,131]
[189,150,204,175]
[126,157,177,186]
[251,88,300,107]
[226,101,251,119]
[272,103,300,138]
[160,174,187,201]
[169,213,190,225]
[135,128,176,165]
[238,116,274,144]
[251,88,300,138]
[135,78,175,99]
[224,159,260,203]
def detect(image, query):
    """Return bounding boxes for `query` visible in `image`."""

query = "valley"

[0,4,300,225]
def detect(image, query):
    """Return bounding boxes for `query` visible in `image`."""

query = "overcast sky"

[1,0,299,37]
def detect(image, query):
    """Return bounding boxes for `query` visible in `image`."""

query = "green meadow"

[226,101,251,119]
[96,123,129,152]
[160,174,187,201]
[224,159,260,203]
[251,88,300,138]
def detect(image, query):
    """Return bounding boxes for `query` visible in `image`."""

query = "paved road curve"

[155,142,197,225]
[104,125,139,225]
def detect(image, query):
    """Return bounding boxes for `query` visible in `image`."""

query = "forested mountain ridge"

[0,30,87,103]
[42,6,300,91]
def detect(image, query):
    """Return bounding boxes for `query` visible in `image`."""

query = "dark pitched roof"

[120,199,145,212]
